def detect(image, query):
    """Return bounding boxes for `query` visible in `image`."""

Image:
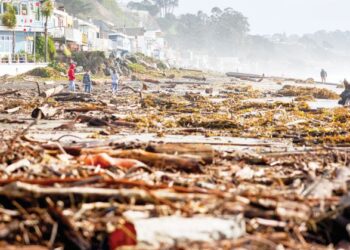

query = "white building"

[0,0,45,63]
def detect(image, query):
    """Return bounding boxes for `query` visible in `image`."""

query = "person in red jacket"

[68,63,76,92]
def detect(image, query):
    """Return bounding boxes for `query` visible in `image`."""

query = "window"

[21,4,28,16]
[13,4,19,15]
[26,40,33,54]
[0,35,13,54]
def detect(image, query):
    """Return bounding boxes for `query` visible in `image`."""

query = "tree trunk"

[44,15,48,62]
[12,30,15,62]
[33,32,36,63]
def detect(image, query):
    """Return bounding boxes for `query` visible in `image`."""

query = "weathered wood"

[40,85,64,98]
[54,92,95,102]
[47,200,91,250]
[82,149,204,172]
[4,106,20,114]
[179,68,203,73]
[31,105,58,119]
[0,90,18,96]
[64,107,103,113]
[165,81,209,85]
[0,182,211,202]
[182,75,206,81]
[226,72,263,79]
[142,78,161,84]
[146,143,214,164]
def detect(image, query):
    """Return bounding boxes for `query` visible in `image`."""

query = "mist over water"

[170,30,350,83]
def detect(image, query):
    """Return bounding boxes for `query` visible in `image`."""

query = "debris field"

[0,70,349,250]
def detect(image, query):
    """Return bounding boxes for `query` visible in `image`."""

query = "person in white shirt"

[111,69,119,94]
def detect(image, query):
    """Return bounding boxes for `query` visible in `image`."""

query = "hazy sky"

[176,0,350,35]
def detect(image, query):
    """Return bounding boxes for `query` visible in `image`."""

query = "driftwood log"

[81,149,204,172]
[40,85,64,98]
[146,143,214,164]
[31,105,58,119]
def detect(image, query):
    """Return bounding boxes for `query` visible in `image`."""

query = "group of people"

[67,63,120,94]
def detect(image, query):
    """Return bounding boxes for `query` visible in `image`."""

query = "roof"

[115,27,146,37]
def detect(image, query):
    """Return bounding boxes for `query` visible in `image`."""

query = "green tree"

[41,0,54,62]
[2,4,17,57]
[127,0,178,17]
[155,0,179,17]
[127,0,160,16]
[35,35,56,61]
[158,7,249,57]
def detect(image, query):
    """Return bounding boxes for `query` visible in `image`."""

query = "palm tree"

[2,4,17,61]
[41,0,54,62]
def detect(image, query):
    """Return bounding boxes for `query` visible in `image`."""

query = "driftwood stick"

[0,182,212,202]
[0,90,19,96]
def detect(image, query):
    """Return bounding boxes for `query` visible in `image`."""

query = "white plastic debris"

[127,215,245,248]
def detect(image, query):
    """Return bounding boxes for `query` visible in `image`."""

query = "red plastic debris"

[108,222,137,250]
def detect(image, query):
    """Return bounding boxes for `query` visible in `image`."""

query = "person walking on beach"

[83,69,92,94]
[320,69,327,83]
[68,63,76,92]
[111,69,119,94]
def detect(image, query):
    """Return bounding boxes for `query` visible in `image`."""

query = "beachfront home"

[0,0,45,63]
[50,7,83,52]
[109,32,132,55]
[0,0,49,75]
[144,29,166,60]
[74,18,99,51]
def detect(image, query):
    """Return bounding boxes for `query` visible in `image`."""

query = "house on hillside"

[144,29,166,60]
[50,7,77,51]
[115,27,146,53]
[0,0,45,64]
[74,18,99,51]
[108,32,132,56]
[93,19,114,39]
[114,27,166,59]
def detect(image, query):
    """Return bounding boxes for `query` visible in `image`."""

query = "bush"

[35,35,56,61]
[157,61,168,70]
[27,67,60,78]
[72,51,106,74]
[48,61,67,73]
[128,63,146,73]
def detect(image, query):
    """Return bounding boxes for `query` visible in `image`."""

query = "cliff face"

[56,0,138,27]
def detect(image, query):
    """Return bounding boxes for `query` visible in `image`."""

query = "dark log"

[0,90,18,96]
[183,75,206,81]
[142,78,161,84]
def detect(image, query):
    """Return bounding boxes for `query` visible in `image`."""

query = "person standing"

[68,63,76,92]
[83,69,92,94]
[111,69,119,94]
[320,69,327,83]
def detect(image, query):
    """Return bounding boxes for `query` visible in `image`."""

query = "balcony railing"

[0,53,35,64]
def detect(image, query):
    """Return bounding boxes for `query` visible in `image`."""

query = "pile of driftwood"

[0,73,350,250]
[1,125,350,249]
